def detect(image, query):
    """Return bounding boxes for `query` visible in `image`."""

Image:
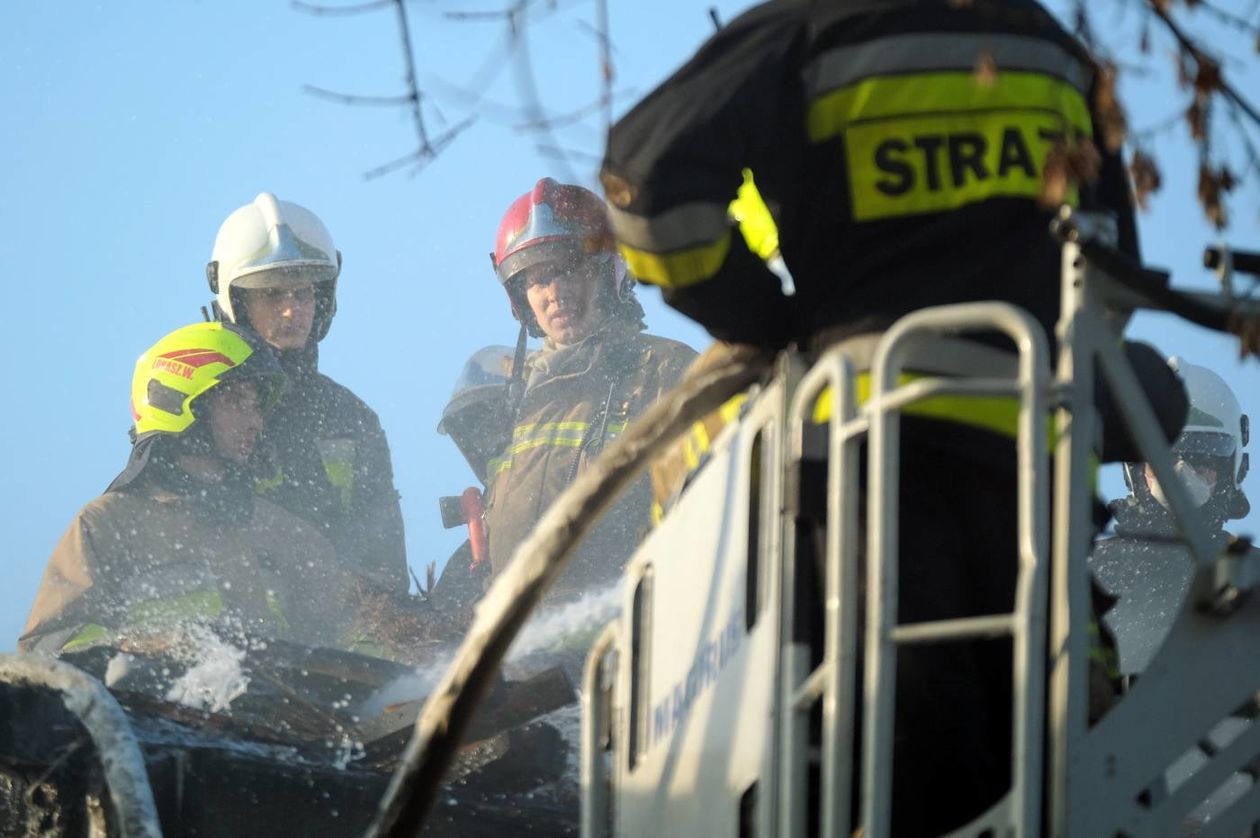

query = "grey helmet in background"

[438,346,514,485]
[1123,356,1250,523]
[206,192,342,341]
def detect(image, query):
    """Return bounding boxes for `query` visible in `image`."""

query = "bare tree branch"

[1145,0,1260,130]
[292,0,392,15]
[394,0,431,151]
[364,115,476,181]
[303,85,414,106]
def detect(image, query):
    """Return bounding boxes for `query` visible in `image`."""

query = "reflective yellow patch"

[729,169,780,261]
[808,72,1092,221]
[618,231,732,289]
[128,589,225,625]
[813,372,1022,438]
[61,623,110,652]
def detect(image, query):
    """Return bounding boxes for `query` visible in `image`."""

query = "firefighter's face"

[522,259,604,344]
[205,379,265,465]
[240,281,317,351]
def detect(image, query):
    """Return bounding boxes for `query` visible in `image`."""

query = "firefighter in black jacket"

[207,193,409,597]
[602,1,1186,833]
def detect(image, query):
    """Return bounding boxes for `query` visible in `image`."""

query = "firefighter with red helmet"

[483,178,696,600]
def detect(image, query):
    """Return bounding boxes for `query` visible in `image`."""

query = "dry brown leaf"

[600,170,634,209]
[1129,150,1163,210]
[973,49,998,88]
[1194,57,1222,94]
[1094,63,1128,151]
[1187,97,1208,141]
[1198,163,1229,229]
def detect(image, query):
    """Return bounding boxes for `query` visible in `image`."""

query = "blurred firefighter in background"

[484,178,695,602]
[21,323,349,654]
[600,0,1187,833]
[1093,358,1251,676]
[207,193,409,597]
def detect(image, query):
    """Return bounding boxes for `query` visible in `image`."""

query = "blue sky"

[1,1,1257,650]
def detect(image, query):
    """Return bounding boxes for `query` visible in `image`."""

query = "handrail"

[0,654,162,838]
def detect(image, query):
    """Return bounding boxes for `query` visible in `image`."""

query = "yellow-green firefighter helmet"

[130,322,284,440]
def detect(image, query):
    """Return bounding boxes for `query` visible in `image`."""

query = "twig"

[1197,0,1260,34]
[303,85,414,106]
[394,0,431,152]
[293,0,391,14]
[1145,0,1260,130]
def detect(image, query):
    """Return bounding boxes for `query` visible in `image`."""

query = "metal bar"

[889,614,1017,645]
[821,359,861,838]
[862,301,1051,838]
[0,654,162,838]
[861,332,902,838]
[1011,298,1051,838]
[581,625,619,838]
[791,666,828,710]
[1157,717,1260,829]
[1049,231,1107,837]
[875,377,1022,412]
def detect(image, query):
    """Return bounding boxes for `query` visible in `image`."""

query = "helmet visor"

[233,264,337,290]
[496,238,611,287]
[1172,431,1237,458]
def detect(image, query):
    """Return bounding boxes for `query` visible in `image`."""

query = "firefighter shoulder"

[208,193,409,596]
[483,178,695,600]
[20,322,354,654]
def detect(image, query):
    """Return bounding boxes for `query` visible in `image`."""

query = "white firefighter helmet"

[1127,357,1249,516]
[207,193,342,340]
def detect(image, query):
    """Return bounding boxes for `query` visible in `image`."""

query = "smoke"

[357,582,621,719]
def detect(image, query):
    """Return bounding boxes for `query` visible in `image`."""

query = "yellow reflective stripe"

[808,72,1092,221]
[494,420,631,476]
[618,230,732,289]
[719,394,748,424]
[729,169,780,261]
[513,420,593,438]
[323,461,354,508]
[255,463,284,494]
[808,72,1091,140]
[813,372,1021,437]
[61,623,111,653]
[266,590,290,638]
[128,589,225,625]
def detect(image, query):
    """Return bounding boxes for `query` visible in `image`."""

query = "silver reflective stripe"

[606,199,730,253]
[805,32,1092,99]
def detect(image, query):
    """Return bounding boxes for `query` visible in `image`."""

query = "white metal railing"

[581,624,619,838]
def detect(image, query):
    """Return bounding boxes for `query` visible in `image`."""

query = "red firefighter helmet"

[491,178,629,336]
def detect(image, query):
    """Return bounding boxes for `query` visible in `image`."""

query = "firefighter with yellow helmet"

[207,193,409,596]
[21,323,349,653]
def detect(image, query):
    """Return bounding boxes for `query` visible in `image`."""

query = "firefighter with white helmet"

[483,178,696,600]
[1093,359,1251,675]
[21,323,348,653]
[207,193,409,596]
